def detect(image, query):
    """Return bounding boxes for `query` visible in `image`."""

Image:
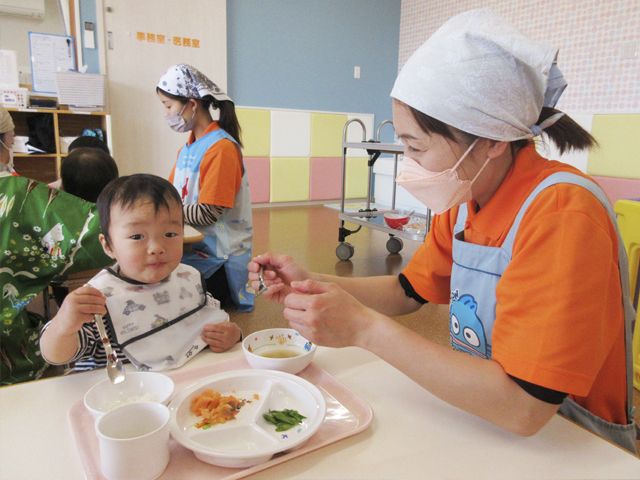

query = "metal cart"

[334,119,431,260]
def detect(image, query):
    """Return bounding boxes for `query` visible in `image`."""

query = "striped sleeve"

[71,313,129,372]
[183,203,225,226]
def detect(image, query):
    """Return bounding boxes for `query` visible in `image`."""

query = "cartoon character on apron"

[450,172,638,453]
[172,128,254,312]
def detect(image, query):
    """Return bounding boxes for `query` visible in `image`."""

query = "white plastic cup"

[95,401,170,480]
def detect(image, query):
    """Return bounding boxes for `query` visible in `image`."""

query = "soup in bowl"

[243,328,316,375]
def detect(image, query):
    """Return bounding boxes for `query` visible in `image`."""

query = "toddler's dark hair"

[61,147,119,203]
[97,174,183,246]
[68,136,110,154]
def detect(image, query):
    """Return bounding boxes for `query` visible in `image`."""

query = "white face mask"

[0,139,14,173]
[396,138,491,215]
[165,103,196,133]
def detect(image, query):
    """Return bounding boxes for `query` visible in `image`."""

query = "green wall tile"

[345,157,368,198]
[310,113,348,157]
[587,114,640,179]
[237,108,271,157]
[270,157,310,202]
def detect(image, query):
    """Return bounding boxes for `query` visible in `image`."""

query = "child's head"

[97,174,184,283]
[68,135,110,154]
[61,147,119,203]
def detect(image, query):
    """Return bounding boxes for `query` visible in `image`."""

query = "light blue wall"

[227,0,401,143]
[79,0,100,73]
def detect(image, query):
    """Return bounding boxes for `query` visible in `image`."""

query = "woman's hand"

[202,322,242,353]
[283,279,378,349]
[248,253,311,304]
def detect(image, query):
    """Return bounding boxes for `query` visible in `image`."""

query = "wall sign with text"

[136,32,200,48]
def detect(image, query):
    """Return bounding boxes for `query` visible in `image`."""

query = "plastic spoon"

[94,314,126,384]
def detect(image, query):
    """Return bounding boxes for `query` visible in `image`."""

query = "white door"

[102,0,227,176]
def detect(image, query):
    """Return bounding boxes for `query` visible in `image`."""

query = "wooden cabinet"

[7,108,111,184]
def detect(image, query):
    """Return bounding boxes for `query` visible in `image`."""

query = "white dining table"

[1,345,639,480]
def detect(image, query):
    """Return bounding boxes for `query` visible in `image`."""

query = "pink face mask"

[396,139,490,215]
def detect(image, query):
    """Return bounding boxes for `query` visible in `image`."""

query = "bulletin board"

[29,32,76,93]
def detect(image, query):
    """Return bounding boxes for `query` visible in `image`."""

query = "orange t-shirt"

[168,121,242,209]
[402,144,627,425]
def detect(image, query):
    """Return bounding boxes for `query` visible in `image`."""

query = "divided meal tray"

[68,357,374,480]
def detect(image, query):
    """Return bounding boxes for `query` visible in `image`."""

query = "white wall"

[0,0,66,83]
[102,0,227,176]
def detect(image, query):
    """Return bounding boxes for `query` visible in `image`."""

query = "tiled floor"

[36,203,639,452]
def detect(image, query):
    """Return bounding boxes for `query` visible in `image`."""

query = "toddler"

[40,174,242,372]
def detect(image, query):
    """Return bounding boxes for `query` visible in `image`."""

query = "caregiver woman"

[249,9,639,452]
[157,64,254,312]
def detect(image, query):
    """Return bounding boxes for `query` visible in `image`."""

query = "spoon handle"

[94,314,116,360]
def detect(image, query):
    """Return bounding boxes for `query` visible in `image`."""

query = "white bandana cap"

[157,64,232,103]
[391,9,568,142]
[0,105,15,134]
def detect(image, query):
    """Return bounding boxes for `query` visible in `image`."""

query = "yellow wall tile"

[236,108,271,157]
[587,114,640,179]
[270,157,310,202]
[345,157,368,198]
[310,113,348,157]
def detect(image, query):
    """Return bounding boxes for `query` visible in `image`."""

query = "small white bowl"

[243,328,316,375]
[84,371,175,420]
[403,220,427,235]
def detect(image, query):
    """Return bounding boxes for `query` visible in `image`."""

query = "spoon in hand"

[256,266,268,296]
[94,313,126,384]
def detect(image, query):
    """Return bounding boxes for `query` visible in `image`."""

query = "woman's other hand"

[283,279,377,349]
[248,253,310,304]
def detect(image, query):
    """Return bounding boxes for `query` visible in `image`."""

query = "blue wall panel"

[227,0,401,143]
[79,0,100,73]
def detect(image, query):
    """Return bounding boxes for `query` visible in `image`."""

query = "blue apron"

[172,128,254,312]
[450,172,638,453]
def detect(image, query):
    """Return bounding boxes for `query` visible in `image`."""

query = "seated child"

[48,147,119,306]
[59,147,118,203]
[67,135,110,154]
[49,142,117,201]
[40,174,242,372]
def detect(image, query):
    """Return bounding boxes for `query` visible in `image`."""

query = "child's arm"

[201,322,242,353]
[40,285,107,364]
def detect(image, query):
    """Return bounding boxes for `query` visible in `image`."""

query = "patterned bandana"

[391,9,567,142]
[157,64,232,103]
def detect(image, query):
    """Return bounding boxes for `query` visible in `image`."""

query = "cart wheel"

[386,236,403,254]
[336,243,355,261]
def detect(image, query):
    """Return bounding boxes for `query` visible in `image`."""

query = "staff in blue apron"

[156,64,254,312]
[248,9,639,453]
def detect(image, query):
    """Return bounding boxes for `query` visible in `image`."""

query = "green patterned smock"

[0,172,112,385]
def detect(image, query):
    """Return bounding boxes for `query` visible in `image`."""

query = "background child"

[59,147,118,203]
[48,146,119,307]
[48,136,114,197]
[40,174,242,372]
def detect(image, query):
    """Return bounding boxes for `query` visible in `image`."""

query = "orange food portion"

[190,389,247,428]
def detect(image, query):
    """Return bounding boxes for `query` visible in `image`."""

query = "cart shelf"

[332,119,431,261]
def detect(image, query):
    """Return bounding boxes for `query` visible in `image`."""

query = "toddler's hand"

[53,285,107,335]
[201,322,242,353]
